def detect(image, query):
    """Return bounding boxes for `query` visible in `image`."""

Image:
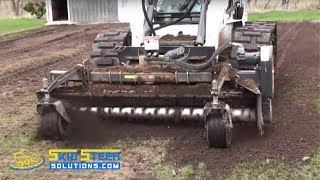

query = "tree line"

[0,0,43,16]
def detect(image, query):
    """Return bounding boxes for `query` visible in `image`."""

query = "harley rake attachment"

[36,42,275,148]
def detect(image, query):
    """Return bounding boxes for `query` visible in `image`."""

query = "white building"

[45,0,124,24]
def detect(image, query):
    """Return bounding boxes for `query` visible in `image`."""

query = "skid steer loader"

[36,0,277,148]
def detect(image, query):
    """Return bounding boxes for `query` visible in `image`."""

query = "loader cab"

[128,0,245,47]
[151,0,244,24]
[153,0,203,25]
[155,0,202,13]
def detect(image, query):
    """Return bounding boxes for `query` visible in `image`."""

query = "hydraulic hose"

[142,0,156,36]
[173,42,232,71]
[145,48,191,64]
[147,42,232,72]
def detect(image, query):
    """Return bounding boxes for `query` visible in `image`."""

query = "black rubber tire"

[39,111,69,140]
[90,30,131,67]
[206,115,232,148]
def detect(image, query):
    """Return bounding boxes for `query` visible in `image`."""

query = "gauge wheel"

[206,113,232,148]
[40,111,69,140]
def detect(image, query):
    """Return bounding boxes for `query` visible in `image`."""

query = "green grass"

[155,162,209,180]
[316,98,320,114]
[0,18,46,36]
[228,159,290,180]
[1,127,38,150]
[228,150,320,180]
[284,78,319,115]
[248,10,320,21]
[298,151,320,179]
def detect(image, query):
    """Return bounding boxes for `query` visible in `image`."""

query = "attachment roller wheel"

[39,111,69,140]
[206,113,232,148]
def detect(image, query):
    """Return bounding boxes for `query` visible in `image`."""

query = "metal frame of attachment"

[36,45,275,136]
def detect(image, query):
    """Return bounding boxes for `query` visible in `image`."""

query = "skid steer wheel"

[40,111,69,140]
[206,113,232,148]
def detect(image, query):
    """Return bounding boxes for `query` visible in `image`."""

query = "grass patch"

[107,137,210,179]
[0,18,46,36]
[117,137,170,166]
[228,159,290,180]
[316,99,320,114]
[1,127,38,151]
[155,162,209,180]
[18,127,38,146]
[297,151,320,179]
[248,10,320,21]
[228,150,320,179]
[285,78,319,113]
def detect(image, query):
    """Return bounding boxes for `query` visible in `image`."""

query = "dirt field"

[0,22,319,179]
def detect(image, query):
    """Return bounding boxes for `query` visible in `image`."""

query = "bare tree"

[247,0,258,10]
[253,0,258,7]
[11,0,21,16]
[247,0,252,9]
[282,0,289,9]
[264,0,272,9]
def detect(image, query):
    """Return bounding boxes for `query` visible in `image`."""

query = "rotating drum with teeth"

[74,107,256,123]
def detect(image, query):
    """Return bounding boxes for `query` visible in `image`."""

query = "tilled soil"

[160,34,196,41]
[0,22,319,177]
[95,65,177,73]
[0,23,125,104]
